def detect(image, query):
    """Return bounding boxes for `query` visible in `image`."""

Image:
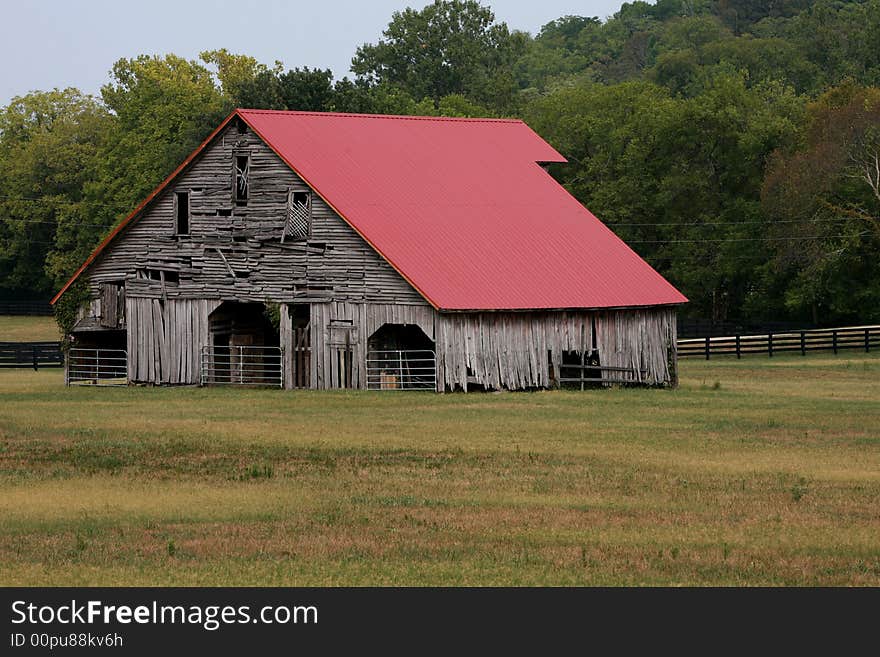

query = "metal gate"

[366,350,436,391]
[200,345,283,387]
[66,348,128,386]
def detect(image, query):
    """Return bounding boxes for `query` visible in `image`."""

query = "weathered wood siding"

[125,298,221,384]
[594,308,677,385]
[74,121,679,392]
[77,122,428,382]
[435,307,677,391]
[86,122,425,308]
[307,301,436,390]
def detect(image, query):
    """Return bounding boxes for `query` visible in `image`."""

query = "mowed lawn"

[0,353,878,585]
[0,315,61,342]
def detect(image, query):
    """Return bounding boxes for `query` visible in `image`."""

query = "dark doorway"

[289,304,311,388]
[366,323,436,390]
[206,302,281,385]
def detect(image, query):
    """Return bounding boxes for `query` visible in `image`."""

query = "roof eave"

[50,109,242,305]
[435,300,688,313]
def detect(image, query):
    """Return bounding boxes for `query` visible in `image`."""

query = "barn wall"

[594,307,678,385]
[307,301,436,390]
[77,121,431,384]
[125,297,221,384]
[436,307,677,391]
[84,121,425,313]
[73,121,678,392]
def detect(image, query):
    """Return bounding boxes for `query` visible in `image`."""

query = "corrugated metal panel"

[239,109,687,310]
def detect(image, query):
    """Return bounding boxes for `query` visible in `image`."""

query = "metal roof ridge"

[236,108,524,124]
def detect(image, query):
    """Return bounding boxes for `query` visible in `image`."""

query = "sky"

[0,0,625,105]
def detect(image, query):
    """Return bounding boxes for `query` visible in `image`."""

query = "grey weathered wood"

[72,120,680,391]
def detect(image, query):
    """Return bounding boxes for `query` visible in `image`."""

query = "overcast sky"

[0,1,626,105]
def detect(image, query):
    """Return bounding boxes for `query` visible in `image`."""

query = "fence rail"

[366,349,436,390]
[558,364,651,387]
[0,341,63,369]
[678,325,880,359]
[0,300,53,316]
[200,345,283,387]
[66,348,127,386]
[677,318,817,339]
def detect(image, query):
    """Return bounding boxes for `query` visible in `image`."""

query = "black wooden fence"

[678,325,880,359]
[0,300,53,316]
[0,342,64,369]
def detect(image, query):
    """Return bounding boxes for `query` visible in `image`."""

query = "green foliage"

[1,0,879,328]
[525,72,802,320]
[0,89,111,296]
[53,279,89,344]
[762,83,880,323]
[351,0,526,109]
[97,55,229,211]
[263,301,281,333]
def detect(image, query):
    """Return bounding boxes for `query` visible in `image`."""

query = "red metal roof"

[54,109,687,310]
[239,109,686,310]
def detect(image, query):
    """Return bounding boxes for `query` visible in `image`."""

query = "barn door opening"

[366,323,436,390]
[202,301,282,386]
[328,319,356,389]
[289,304,311,388]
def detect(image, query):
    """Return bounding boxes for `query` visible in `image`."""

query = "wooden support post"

[735,334,741,359]
[800,331,806,356]
[832,330,837,354]
[866,328,870,353]
[32,346,38,371]
[705,336,710,360]
[768,332,773,358]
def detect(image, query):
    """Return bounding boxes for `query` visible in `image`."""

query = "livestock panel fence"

[200,345,284,387]
[678,325,880,359]
[66,348,127,386]
[366,350,437,390]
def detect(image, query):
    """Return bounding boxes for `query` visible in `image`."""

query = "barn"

[52,109,687,391]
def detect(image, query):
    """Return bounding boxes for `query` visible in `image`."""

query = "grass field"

[0,353,878,586]
[0,315,60,342]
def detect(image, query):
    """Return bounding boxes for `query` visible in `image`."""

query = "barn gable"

[85,120,426,307]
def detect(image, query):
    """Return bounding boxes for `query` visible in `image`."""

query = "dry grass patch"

[0,353,878,585]
[0,315,60,342]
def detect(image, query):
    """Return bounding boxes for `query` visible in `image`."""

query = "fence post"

[32,346,39,371]
[768,332,773,358]
[866,328,870,353]
[800,331,806,356]
[832,330,837,354]
[705,336,710,360]
[735,334,741,359]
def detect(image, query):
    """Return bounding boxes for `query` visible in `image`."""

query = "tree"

[0,89,111,296]
[762,83,880,323]
[99,54,228,202]
[201,48,277,103]
[351,0,525,109]
[524,72,801,321]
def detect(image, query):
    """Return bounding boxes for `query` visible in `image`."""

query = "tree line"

[1,0,878,325]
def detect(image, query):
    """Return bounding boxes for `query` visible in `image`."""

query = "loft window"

[282,190,311,242]
[234,155,249,205]
[138,269,178,284]
[175,191,190,235]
